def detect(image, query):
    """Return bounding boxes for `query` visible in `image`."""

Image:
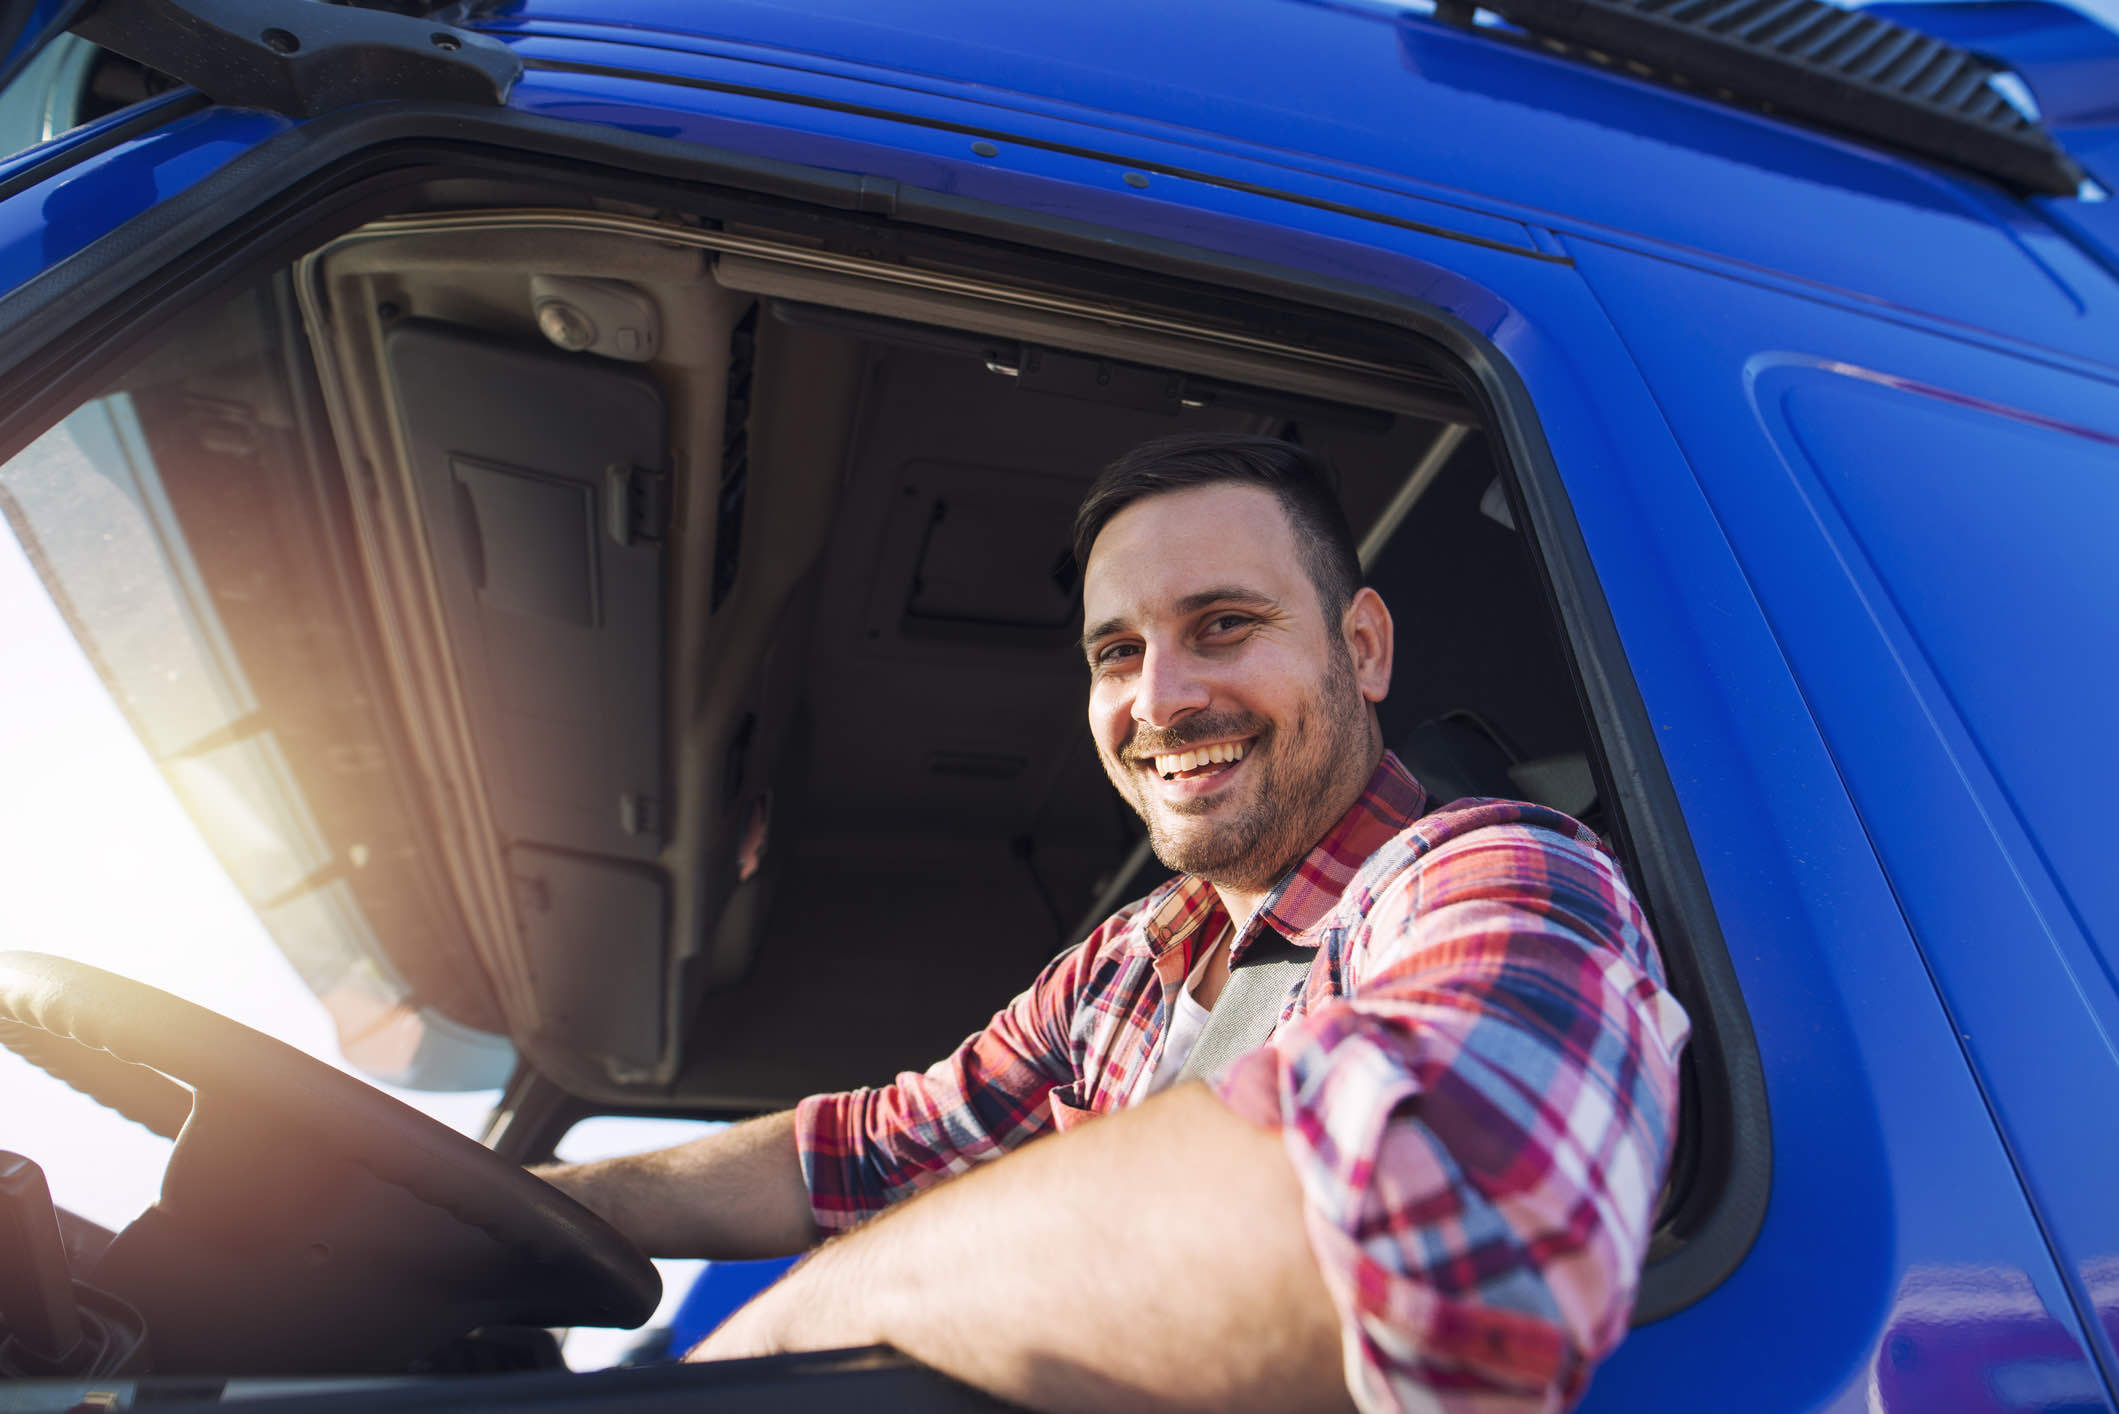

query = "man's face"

[1081,484,1389,894]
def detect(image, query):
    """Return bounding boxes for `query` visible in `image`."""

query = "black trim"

[0,100,1769,1322]
[0,0,89,96]
[1455,323,1772,1322]
[0,0,41,75]
[68,0,519,119]
[193,1347,1019,1413]
[266,273,509,1035]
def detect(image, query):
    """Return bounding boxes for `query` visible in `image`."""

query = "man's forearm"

[535,1109,817,1260]
[690,1085,1351,1414]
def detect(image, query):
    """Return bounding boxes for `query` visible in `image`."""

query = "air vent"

[866,462,1085,652]
[1450,0,2087,195]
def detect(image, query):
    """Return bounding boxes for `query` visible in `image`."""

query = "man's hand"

[684,1084,1353,1414]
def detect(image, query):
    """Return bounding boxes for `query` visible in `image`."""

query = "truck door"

[1574,229,2119,1404]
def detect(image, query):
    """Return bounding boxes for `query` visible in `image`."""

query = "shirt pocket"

[1048,1082,1099,1133]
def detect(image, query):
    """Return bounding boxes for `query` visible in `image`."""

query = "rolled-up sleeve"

[1214,822,1691,1413]
[795,928,1101,1234]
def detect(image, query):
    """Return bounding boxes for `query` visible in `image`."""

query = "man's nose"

[1130,645,1210,729]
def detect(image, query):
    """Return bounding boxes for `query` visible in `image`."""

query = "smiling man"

[543,434,1691,1413]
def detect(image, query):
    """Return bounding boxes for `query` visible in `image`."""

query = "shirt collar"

[1127,750,1428,964]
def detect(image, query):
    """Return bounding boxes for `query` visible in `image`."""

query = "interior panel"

[387,320,671,863]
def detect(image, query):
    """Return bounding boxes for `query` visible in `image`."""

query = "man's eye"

[1094,643,1140,666]
[1206,614,1252,634]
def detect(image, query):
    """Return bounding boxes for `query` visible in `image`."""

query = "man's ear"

[1342,587,1393,705]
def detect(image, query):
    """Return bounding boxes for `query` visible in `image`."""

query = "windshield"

[0,522,501,1230]
[0,277,518,1232]
[0,530,723,1371]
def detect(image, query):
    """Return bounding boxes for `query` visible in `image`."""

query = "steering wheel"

[0,951,659,1374]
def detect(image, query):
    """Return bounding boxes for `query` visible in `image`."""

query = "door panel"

[1576,233,2119,1404]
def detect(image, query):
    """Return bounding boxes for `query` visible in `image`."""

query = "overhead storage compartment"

[385,320,671,863]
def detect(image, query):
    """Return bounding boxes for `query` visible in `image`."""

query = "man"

[543,434,1690,1412]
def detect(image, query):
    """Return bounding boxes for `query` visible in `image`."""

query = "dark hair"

[1071,433,1362,614]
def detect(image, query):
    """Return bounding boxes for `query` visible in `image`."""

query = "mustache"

[1120,712,1267,763]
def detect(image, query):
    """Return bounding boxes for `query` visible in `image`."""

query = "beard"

[1107,643,1375,895]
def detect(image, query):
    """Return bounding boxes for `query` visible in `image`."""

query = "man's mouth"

[1147,738,1252,782]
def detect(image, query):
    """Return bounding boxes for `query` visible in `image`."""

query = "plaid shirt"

[796,752,1690,1412]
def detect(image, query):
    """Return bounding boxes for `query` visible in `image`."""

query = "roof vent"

[1442,0,2087,194]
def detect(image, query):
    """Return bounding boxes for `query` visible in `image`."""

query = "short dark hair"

[1071,433,1362,615]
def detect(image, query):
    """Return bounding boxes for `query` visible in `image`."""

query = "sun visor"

[384,317,671,871]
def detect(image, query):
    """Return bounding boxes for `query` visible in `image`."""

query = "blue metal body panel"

[1870,1,2119,279]
[2,0,2117,1407]
[485,0,2119,367]
[2042,128,2119,272]
[0,103,285,288]
[1574,237,2119,1406]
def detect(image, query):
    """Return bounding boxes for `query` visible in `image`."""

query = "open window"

[0,137,1765,1334]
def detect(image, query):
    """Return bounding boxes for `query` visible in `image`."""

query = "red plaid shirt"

[796,752,1689,1412]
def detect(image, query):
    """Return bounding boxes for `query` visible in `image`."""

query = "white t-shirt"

[1130,981,1214,1104]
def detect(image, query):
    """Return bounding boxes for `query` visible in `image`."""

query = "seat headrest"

[1396,716,1518,806]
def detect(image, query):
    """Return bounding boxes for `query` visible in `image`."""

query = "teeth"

[1150,740,1249,777]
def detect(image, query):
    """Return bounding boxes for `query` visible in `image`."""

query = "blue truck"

[0,0,2114,1408]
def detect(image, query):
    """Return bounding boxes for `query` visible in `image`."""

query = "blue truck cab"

[0,0,2114,1409]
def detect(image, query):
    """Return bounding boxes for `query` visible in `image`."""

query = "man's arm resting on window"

[535,926,1104,1263]
[533,1109,817,1260]
[691,822,1688,1412]
[687,1081,1354,1414]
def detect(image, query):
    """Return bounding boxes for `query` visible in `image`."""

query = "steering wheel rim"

[0,950,659,1331]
